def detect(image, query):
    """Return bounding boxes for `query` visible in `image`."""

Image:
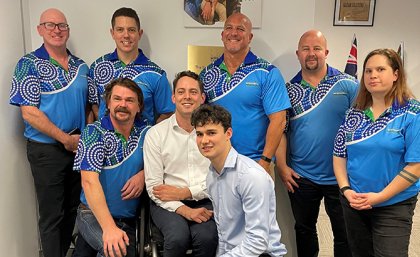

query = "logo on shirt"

[333,92,348,95]
[386,128,402,134]
[245,82,259,87]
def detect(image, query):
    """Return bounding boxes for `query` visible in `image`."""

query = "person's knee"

[192,230,218,249]
[164,231,190,250]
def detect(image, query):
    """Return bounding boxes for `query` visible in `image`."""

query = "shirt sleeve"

[404,107,420,163]
[152,71,175,115]
[143,127,184,212]
[261,66,291,115]
[188,183,208,201]
[87,63,98,105]
[222,169,274,257]
[9,56,41,107]
[73,124,104,173]
[346,78,359,106]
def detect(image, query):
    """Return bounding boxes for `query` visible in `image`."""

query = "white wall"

[0,1,39,257]
[25,0,314,82]
[315,0,420,95]
[4,1,420,257]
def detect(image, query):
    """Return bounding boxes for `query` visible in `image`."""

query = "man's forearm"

[81,171,116,231]
[262,111,286,158]
[21,105,71,144]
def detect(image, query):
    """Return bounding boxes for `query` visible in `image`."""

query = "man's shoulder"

[15,51,40,67]
[139,58,166,75]
[145,116,172,139]
[236,153,268,178]
[69,53,87,66]
[83,121,107,136]
[327,66,358,83]
[235,154,274,192]
[91,52,115,67]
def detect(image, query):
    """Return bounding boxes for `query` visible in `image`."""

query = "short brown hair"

[104,77,144,117]
[173,70,204,93]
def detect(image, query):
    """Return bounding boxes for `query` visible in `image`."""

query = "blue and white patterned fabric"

[9,44,89,143]
[89,49,174,125]
[285,66,358,184]
[333,99,420,207]
[74,115,150,218]
[200,51,290,160]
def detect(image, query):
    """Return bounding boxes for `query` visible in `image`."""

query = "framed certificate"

[334,0,376,26]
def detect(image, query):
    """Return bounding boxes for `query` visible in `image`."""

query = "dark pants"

[340,195,417,257]
[73,234,97,257]
[27,140,81,257]
[289,177,351,257]
[150,199,218,257]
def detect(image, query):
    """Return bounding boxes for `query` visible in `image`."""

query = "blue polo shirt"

[200,51,291,160]
[89,49,174,125]
[73,115,150,218]
[9,44,89,143]
[286,66,358,184]
[333,99,420,207]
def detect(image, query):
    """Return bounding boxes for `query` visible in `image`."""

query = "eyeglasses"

[39,22,69,31]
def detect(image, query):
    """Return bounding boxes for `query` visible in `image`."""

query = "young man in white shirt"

[144,71,217,257]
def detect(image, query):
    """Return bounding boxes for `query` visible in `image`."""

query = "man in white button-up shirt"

[144,70,218,257]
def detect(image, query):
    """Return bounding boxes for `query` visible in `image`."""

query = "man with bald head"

[199,13,290,175]
[276,30,358,257]
[9,8,89,257]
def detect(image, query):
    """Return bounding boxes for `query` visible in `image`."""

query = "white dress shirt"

[144,114,210,212]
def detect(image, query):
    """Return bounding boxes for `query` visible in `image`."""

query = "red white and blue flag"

[344,34,357,79]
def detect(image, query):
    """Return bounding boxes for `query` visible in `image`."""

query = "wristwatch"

[260,155,272,163]
[339,186,351,195]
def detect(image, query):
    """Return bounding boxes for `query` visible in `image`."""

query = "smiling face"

[296,30,329,73]
[111,16,143,57]
[363,54,398,98]
[37,9,69,50]
[107,85,141,124]
[172,76,205,117]
[221,13,253,56]
[195,122,232,166]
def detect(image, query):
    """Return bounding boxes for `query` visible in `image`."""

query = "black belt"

[79,203,136,227]
[27,138,59,145]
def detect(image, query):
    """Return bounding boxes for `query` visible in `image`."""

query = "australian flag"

[344,34,357,79]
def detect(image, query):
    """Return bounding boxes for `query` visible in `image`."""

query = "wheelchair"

[140,193,193,257]
[71,192,151,257]
[72,192,194,257]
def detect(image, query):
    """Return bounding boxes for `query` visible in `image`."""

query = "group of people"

[9,5,419,257]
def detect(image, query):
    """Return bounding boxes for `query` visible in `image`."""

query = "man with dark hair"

[89,7,174,124]
[9,8,88,257]
[73,77,150,257]
[192,104,287,257]
[144,71,217,257]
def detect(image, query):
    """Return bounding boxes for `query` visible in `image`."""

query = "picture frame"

[333,0,376,26]
[183,0,262,28]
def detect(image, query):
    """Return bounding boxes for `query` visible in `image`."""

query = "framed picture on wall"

[333,0,376,26]
[183,0,262,28]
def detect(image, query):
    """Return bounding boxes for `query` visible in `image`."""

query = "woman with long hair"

[333,48,419,257]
